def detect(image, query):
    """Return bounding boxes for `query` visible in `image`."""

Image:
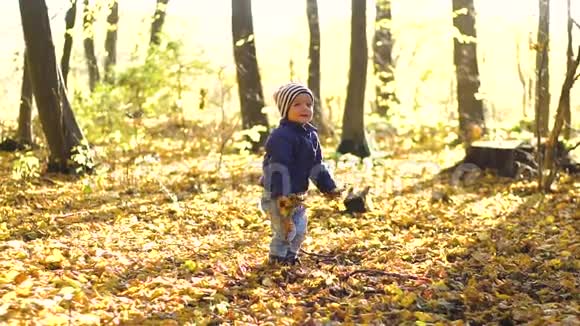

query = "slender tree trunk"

[104,0,118,83]
[563,0,572,139]
[19,0,86,172]
[373,0,396,116]
[150,0,169,47]
[232,0,268,150]
[61,0,77,87]
[527,32,536,118]
[535,0,550,137]
[18,50,33,146]
[452,0,485,144]
[542,46,580,192]
[337,0,370,158]
[83,0,100,91]
[306,0,331,136]
[515,41,528,118]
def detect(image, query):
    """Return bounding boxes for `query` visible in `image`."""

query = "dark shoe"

[285,252,300,265]
[269,255,287,265]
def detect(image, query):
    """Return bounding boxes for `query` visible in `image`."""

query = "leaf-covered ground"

[0,131,579,325]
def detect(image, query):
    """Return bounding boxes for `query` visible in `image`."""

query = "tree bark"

[337,0,370,158]
[19,0,86,172]
[373,0,396,116]
[535,0,550,137]
[306,0,331,136]
[83,0,100,91]
[104,0,118,83]
[563,0,572,139]
[232,0,268,150]
[61,0,77,87]
[452,0,485,144]
[150,0,169,47]
[18,50,33,146]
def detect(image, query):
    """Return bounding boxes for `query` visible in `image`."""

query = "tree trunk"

[452,0,485,144]
[535,0,550,137]
[306,0,331,137]
[18,50,33,146]
[337,0,370,158]
[19,0,86,172]
[373,0,396,117]
[563,0,572,139]
[515,40,528,118]
[61,0,77,87]
[150,0,169,47]
[83,0,100,92]
[104,0,118,83]
[542,46,580,192]
[232,0,268,150]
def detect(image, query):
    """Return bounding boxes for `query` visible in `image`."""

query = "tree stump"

[463,140,578,178]
[464,140,536,178]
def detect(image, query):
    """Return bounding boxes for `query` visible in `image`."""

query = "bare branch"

[573,19,580,30]
[300,248,336,259]
[567,141,580,153]
[346,269,432,283]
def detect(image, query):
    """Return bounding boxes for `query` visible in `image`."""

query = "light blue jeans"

[260,195,308,260]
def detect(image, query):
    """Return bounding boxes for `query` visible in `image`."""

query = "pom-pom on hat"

[273,83,314,118]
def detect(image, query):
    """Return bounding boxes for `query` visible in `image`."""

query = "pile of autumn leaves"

[0,143,578,325]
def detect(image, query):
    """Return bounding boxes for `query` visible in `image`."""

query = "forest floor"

[0,124,578,325]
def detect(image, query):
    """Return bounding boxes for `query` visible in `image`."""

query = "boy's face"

[286,93,313,124]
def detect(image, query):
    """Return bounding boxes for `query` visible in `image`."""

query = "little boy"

[261,82,341,265]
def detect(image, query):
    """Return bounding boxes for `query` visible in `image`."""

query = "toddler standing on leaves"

[260,82,341,265]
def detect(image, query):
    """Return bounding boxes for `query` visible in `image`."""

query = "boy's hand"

[324,188,343,200]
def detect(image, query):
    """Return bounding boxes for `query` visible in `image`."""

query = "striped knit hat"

[273,83,314,119]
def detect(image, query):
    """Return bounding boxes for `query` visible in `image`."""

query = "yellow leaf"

[560,277,575,290]
[76,313,100,325]
[561,251,571,257]
[2,291,16,302]
[414,311,434,322]
[44,249,68,267]
[41,314,68,326]
[214,301,229,315]
[0,270,20,284]
[59,286,77,300]
[183,260,198,272]
[149,288,166,300]
[15,279,34,297]
[262,277,274,287]
[547,258,562,269]
[400,292,417,308]
[0,303,10,316]
[431,280,449,291]
[495,292,511,300]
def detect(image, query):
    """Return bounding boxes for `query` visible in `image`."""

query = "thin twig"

[346,269,432,283]
[300,248,336,258]
[573,19,580,29]
[567,141,580,153]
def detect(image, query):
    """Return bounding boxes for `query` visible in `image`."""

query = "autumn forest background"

[0,0,579,324]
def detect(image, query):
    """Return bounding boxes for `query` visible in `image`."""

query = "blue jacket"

[262,119,336,198]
